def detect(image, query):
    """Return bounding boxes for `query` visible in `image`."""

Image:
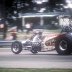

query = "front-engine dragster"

[11,30,58,54]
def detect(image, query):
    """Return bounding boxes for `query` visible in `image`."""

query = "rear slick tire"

[55,37,72,55]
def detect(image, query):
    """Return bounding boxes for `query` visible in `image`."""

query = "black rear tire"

[55,37,72,55]
[11,41,22,54]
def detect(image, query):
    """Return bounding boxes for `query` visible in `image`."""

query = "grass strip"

[0,68,72,72]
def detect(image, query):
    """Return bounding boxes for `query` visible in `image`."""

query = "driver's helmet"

[38,31,42,35]
[69,24,72,27]
[33,31,42,35]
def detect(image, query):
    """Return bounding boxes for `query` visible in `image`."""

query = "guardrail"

[0,40,15,47]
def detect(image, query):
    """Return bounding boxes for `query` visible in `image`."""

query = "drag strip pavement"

[0,48,72,68]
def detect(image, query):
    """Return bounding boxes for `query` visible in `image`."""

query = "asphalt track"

[0,48,72,68]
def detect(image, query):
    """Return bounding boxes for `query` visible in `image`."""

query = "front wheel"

[30,46,38,54]
[31,49,38,54]
[11,41,22,54]
[55,37,72,55]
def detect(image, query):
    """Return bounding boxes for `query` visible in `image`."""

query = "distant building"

[20,12,71,28]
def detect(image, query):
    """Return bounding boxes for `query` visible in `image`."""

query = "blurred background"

[0,0,72,40]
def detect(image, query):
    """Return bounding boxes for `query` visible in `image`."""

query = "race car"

[11,27,72,55]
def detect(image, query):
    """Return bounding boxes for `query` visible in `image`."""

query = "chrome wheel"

[59,40,67,51]
[12,43,19,52]
[11,41,22,54]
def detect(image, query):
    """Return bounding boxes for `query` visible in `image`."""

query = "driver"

[31,31,42,42]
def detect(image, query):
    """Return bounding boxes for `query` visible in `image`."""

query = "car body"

[11,26,72,55]
[11,30,58,54]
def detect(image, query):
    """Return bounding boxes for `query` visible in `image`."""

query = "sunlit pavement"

[0,48,72,68]
[0,48,57,55]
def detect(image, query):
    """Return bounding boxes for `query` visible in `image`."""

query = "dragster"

[11,27,72,55]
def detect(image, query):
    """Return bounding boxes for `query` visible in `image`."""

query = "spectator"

[8,26,17,40]
[0,18,8,39]
[25,22,33,33]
